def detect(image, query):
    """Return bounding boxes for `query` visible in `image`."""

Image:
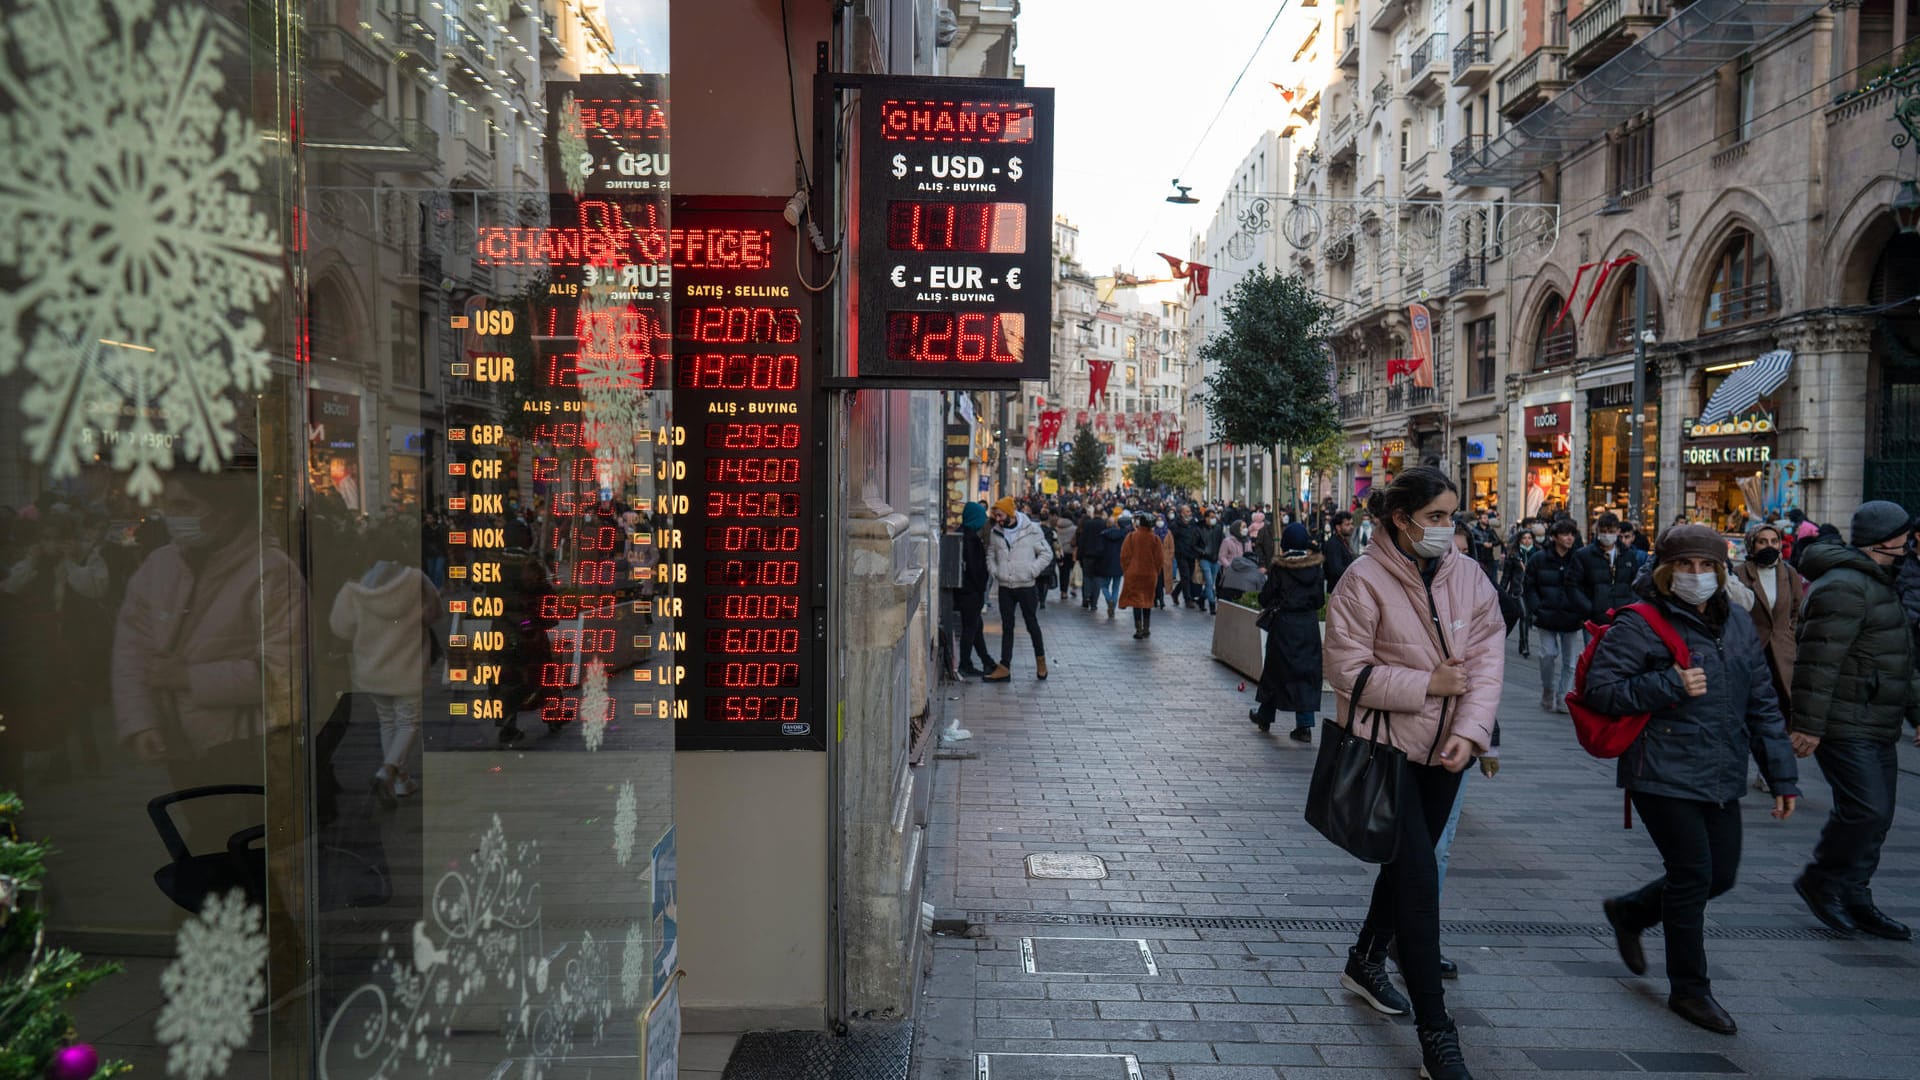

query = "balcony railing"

[1534,324,1577,368]
[1569,0,1668,73]
[540,12,565,57]
[400,22,438,67]
[1449,256,1488,294]
[1339,23,1359,67]
[1339,391,1370,421]
[1452,31,1491,76]
[1450,133,1490,171]
[1409,33,1447,84]
[1703,281,1779,331]
[1385,383,1438,413]
[1498,45,1570,120]
[1608,307,1664,353]
[308,26,387,104]
[395,117,439,157]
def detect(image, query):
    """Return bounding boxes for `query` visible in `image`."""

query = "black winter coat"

[1574,540,1640,621]
[1584,590,1800,803]
[1198,523,1226,562]
[1172,520,1204,560]
[1499,547,1532,596]
[1790,539,1920,744]
[1322,533,1357,587]
[1525,546,1588,632]
[1896,552,1920,644]
[1091,525,1126,579]
[960,528,990,603]
[1256,552,1325,712]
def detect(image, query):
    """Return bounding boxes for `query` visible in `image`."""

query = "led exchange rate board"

[856,79,1053,382]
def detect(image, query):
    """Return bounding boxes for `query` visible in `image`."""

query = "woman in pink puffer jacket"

[1316,466,1506,1080]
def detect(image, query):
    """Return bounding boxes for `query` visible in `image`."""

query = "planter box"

[1211,601,1265,680]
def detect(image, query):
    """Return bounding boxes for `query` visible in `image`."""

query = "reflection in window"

[1702,229,1776,331]
[1533,292,1575,369]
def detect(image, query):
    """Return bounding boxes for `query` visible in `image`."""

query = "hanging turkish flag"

[1165,431,1181,452]
[1026,428,1040,463]
[1088,359,1115,405]
[1386,357,1418,382]
[1188,263,1212,296]
[1037,410,1064,447]
[1581,253,1639,322]
[1157,253,1191,279]
[1075,410,1088,426]
[1549,261,1597,333]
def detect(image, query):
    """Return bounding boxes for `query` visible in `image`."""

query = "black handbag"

[1304,665,1410,864]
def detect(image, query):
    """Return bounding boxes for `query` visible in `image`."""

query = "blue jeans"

[1434,769,1470,897]
[1198,558,1219,607]
[1536,628,1580,701]
[1099,575,1121,608]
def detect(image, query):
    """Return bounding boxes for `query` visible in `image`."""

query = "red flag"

[1037,410,1064,447]
[1581,253,1639,323]
[1189,263,1211,296]
[1156,253,1190,278]
[1088,359,1115,405]
[1165,431,1181,452]
[1549,261,1597,333]
[1386,357,1417,382]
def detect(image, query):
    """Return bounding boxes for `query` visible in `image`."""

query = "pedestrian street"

[914,598,1920,1080]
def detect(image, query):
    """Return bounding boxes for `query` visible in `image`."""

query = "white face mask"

[1411,525,1454,559]
[1671,570,1720,605]
[165,514,212,549]
[1597,532,1619,547]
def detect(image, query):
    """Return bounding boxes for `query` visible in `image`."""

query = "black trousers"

[998,585,1045,666]
[958,593,995,671]
[1808,738,1899,903]
[1512,594,1530,652]
[1058,554,1076,599]
[1358,760,1465,1026]
[1612,791,1741,997]
[1174,555,1195,605]
[1131,607,1152,632]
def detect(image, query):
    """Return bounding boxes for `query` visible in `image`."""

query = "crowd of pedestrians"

[947,476,1920,1079]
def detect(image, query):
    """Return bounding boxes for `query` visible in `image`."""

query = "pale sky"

[1015,0,1311,277]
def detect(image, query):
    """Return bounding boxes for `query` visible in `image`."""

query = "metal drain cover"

[1021,937,1158,976]
[1025,853,1107,880]
[977,1054,1142,1080]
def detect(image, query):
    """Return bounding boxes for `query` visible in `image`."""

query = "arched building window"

[1701,228,1777,331]
[1533,292,1575,369]
[1604,264,1663,354]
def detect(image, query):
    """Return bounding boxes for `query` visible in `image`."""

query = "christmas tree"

[0,791,128,1080]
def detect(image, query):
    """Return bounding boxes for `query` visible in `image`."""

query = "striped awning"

[1698,349,1794,424]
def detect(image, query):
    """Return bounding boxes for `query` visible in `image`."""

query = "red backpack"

[1566,601,1692,758]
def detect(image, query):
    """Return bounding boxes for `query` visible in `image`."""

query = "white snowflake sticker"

[613,779,638,866]
[580,659,610,752]
[620,923,646,1009]
[156,888,268,1080]
[0,0,284,503]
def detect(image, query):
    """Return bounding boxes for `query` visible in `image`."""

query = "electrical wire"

[1170,1,1297,185]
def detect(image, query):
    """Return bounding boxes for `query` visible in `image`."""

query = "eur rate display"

[670,197,824,749]
[856,79,1054,382]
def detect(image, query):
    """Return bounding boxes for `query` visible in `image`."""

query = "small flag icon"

[449,702,469,716]
[449,634,469,649]
[449,600,468,614]
[449,462,467,476]
[448,497,468,511]
[631,601,652,615]
[633,702,654,718]
[449,566,468,580]
[633,566,653,581]
[632,532,653,546]
[450,668,469,682]
[450,315,470,330]
[634,669,652,683]
[449,531,468,545]
[633,635,652,649]
[449,428,468,442]
[450,362,471,377]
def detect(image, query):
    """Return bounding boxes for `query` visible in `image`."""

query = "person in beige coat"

[1734,521,1802,707]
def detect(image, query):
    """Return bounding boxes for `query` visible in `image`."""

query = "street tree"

[1199,266,1339,487]
[1128,459,1157,489]
[1151,454,1204,494]
[1299,427,1349,500]
[1065,426,1109,489]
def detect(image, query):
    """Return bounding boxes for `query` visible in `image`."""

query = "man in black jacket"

[1576,512,1639,625]
[1172,506,1203,609]
[1789,503,1920,941]
[1527,519,1589,711]
[1322,510,1358,588]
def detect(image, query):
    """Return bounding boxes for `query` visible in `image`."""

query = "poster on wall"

[650,827,678,1002]
[642,976,681,1080]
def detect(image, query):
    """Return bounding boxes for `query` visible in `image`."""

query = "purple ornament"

[47,1044,99,1080]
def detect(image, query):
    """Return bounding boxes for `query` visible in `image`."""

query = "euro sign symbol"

[892,154,908,179]
[890,265,906,288]
[1006,267,1022,290]
[1007,156,1024,182]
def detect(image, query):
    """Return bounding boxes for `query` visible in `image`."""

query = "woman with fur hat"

[1250,522,1326,741]
[1585,524,1800,1035]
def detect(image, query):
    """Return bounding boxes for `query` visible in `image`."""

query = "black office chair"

[147,785,267,913]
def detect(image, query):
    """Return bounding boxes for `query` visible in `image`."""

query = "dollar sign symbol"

[1007,156,1023,182]
[892,154,908,178]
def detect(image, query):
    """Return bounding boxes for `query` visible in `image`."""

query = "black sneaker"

[1416,1020,1473,1080]
[1289,727,1312,744]
[1847,902,1912,941]
[1340,947,1409,1016]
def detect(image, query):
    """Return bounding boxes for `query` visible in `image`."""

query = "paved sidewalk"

[915,593,1920,1080]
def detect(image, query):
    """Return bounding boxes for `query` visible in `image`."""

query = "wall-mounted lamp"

[1894,179,1920,236]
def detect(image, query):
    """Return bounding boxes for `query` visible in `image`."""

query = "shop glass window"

[1533,293,1575,369]
[1702,229,1777,331]
[1466,316,1497,397]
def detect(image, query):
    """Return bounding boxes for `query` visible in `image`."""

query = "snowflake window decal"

[0,0,285,504]
[156,888,268,1080]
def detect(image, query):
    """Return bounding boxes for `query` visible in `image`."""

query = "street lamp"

[1165,179,1199,205]
[1894,179,1920,236]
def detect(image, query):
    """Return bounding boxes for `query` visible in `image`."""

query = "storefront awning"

[1698,349,1794,423]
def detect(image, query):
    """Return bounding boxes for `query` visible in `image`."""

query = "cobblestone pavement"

[914,592,1920,1080]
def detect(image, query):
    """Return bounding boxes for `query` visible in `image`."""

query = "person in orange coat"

[1119,512,1163,639]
